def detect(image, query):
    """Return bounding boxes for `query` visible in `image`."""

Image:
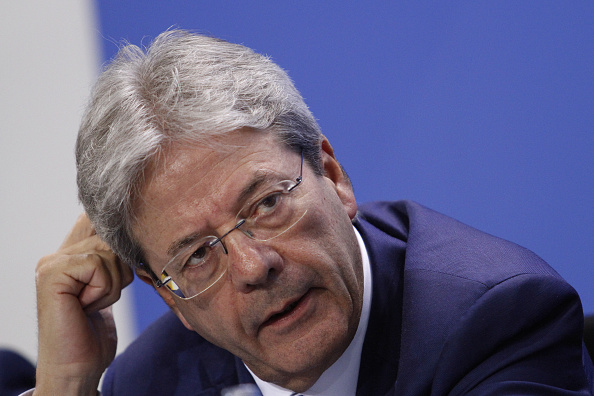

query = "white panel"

[0,0,136,364]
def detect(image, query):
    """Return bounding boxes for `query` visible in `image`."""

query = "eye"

[251,192,284,218]
[237,180,298,230]
[185,244,211,268]
[259,193,280,210]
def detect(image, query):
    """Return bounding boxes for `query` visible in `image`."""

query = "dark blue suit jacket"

[0,349,36,396]
[102,201,594,395]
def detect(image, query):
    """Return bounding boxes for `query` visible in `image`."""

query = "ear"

[135,268,195,332]
[320,137,358,220]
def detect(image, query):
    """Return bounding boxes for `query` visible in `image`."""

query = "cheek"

[308,198,363,305]
[175,292,243,346]
[305,200,358,268]
[292,212,360,304]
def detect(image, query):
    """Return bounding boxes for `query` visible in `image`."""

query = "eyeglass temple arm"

[288,150,304,192]
[138,262,166,288]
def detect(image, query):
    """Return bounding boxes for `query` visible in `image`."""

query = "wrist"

[34,365,101,396]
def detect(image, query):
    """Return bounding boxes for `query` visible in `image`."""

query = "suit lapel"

[353,207,407,395]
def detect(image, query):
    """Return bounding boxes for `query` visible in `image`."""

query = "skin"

[33,129,362,394]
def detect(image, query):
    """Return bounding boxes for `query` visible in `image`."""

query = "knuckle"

[83,252,105,267]
[36,253,55,272]
[35,253,68,281]
[35,257,53,283]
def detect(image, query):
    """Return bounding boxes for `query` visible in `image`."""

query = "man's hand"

[34,214,134,395]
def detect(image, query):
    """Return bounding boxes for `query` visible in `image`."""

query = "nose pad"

[224,233,282,291]
[238,226,255,239]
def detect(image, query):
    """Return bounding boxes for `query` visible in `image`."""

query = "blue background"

[95,1,594,333]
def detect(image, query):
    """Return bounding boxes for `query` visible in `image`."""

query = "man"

[33,30,594,395]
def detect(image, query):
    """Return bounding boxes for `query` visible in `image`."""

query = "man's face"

[133,129,363,391]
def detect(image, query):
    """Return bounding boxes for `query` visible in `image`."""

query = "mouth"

[261,290,311,328]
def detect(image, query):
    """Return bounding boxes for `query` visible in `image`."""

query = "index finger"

[60,213,96,249]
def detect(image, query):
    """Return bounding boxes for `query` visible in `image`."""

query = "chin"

[253,317,354,389]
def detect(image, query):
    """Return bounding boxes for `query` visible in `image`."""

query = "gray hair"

[76,29,323,267]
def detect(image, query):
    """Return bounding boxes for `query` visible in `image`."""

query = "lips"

[261,291,309,328]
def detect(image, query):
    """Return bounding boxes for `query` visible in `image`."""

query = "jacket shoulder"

[357,200,562,287]
[102,311,240,395]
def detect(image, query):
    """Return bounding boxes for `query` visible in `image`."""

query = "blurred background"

[2,1,592,365]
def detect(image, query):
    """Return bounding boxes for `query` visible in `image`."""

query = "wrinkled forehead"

[136,130,277,199]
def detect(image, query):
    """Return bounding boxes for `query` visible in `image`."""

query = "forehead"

[132,129,299,266]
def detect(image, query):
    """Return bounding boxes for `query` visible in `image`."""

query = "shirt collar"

[247,226,373,396]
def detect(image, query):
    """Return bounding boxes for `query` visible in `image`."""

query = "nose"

[224,234,283,293]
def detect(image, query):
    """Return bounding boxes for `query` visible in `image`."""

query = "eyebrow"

[166,231,203,260]
[164,172,280,260]
[235,172,277,207]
